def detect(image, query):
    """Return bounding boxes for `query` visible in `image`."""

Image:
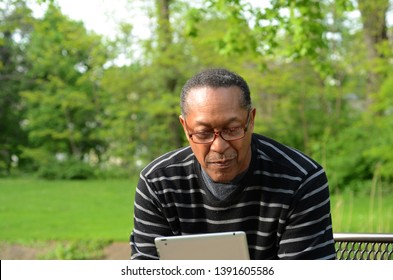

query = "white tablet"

[154,231,250,260]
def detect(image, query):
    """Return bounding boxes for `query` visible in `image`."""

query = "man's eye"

[225,127,241,135]
[195,132,212,139]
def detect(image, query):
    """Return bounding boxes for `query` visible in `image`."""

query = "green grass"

[0,178,136,243]
[331,191,393,233]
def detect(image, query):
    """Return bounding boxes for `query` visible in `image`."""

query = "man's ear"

[250,108,256,129]
[179,115,189,139]
[179,115,185,126]
[179,115,186,128]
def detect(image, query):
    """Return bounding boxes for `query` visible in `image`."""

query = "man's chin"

[207,171,236,184]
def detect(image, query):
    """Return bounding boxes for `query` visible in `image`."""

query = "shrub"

[37,159,96,180]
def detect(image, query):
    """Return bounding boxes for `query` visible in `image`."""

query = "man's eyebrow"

[193,116,241,127]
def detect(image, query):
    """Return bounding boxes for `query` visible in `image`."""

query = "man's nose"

[210,132,230,152]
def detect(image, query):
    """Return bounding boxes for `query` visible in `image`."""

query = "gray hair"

[180,68,252,116]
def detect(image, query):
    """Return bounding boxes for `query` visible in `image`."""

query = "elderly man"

[130,68,335,260]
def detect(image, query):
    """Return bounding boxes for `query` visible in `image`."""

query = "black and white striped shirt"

[130,133,336,260]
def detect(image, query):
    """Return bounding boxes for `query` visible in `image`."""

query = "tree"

[99,64,145,174]
[304,0,393,192]
[185,0,350,74]
[21,3,108,178]
[130,0,196,161]
[0,0,33,175]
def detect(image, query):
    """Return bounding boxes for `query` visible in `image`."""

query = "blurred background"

[1,0,392,259]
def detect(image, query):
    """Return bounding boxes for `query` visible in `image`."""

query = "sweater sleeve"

[277,168,336,259]
[130,174,173,260]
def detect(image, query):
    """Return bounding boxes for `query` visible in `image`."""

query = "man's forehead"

[185,92,247,125]
[186,86,243,101]
[182,86,245,119]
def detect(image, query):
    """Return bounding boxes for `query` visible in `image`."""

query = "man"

[130,68,336,260]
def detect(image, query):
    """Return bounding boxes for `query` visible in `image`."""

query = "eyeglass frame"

[183,110,252,144]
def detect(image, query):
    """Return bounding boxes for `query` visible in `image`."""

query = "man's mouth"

[209,157,235,168]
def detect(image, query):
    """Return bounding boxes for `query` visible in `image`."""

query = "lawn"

[0,178,136,243]
[1,178,392,245]
[331,190,393,233]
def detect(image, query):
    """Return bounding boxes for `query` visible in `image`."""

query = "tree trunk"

[155,0,183,148]
[156,0,172,51]
[357,0,389,105]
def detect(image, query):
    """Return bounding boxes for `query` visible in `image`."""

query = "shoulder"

[140,146,195,178]
[252,134,323,176]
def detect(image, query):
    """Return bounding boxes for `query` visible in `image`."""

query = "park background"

[1,0,393,259]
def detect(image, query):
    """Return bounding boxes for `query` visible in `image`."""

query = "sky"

[57,0,131,38]
[31,0,150,40]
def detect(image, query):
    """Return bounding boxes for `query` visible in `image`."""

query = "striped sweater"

[130,133,336,260]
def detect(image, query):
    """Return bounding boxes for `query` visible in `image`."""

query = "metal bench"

[334,233,393,260]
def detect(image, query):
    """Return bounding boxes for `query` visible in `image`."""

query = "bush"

[37,159,96,180]
[324,116,393,193]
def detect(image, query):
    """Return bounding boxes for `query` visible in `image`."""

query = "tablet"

[154,231,250,260]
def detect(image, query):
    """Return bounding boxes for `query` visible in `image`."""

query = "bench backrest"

[334,233,393,260]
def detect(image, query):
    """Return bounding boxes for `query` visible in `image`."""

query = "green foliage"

[39,240,108,260]
[364,76,393,180]
[0,0,33,175]
[36,158,96,180]
[323,113,393,193]
[98,65,143,171]
[324,73,393,191]
[20,3,108,169]
[193,0,353,75]
[324,123,375,191]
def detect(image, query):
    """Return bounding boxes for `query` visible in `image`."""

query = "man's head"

[179,68,256,183]
[180,68,252,117]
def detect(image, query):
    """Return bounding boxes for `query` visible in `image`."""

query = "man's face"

[179,86,255,183]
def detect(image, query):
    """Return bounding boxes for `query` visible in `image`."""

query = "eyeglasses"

[184,111,251,144]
